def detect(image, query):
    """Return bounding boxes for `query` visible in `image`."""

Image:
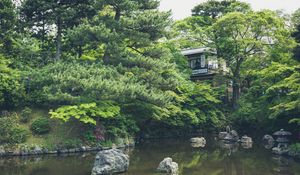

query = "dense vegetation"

[0,0,299,147]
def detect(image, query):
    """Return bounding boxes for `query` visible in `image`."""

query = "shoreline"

[0,142,135,158]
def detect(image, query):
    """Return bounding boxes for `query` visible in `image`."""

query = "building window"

[190,59,196,69]
[200,54,206,68]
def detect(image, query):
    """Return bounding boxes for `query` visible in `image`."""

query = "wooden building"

[181,47,221,81]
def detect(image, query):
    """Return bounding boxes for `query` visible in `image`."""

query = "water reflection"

[0,139,299,175]
[218,141,239,156]
[272,155,294,175]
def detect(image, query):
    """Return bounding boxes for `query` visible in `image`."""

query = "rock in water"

[218,132,227,140]
[240,136,252,143]
[157,157,178,174]
[0,146,6,156]
[91,149,129,175]
[190,137,206,143]
[190,137,206,148]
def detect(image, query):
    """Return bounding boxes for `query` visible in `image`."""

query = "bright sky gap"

[159,0,300,20]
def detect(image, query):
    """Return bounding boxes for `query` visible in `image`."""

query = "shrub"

[30,118,51,135]
[20,107,32,123]
[289,143,300,153]
[10,127,29,143]
[0,114,29,144]
[100,140,113,147]
[82,130,96,143]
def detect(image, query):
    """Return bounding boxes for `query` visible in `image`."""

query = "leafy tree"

[268,66,300,125]
[192,0,250,23]
[292,8,300,27]
[208,11,293,108]
[0,0,16,54]
[20,0,97,59]
[292,16,300,61]
[171,0,251,52]
[233,62,299,131]
[164,82,226,128]
[293,29,300,61]
[50,102,120,125]
[0,55,24,108]
[67,0,171,63]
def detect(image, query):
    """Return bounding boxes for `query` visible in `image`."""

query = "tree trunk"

[78,45,82,58]
[231,57,243,109]
[114,7,121,21]
[55,16,62,60]
[232,78,240,109]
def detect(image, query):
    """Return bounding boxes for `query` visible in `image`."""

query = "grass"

[17,108,83,148]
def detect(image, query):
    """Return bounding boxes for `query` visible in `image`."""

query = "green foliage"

[0,0,16,53]
[50,102,120,125]
[0,113,29,144]
[164,82,226,128]
[82,130,97,143]
[30,117,51,135]
[104,115,139,138]
[67,0,171,62]
[100,140,113,148]
[63,139,82,149]
[20,0,97,59]
[0,55,24,108]
[20,107,32,123]
[289,143,300,153]
[232,62,299,130]
[172,0,251,49]
[10,34,46,67]
[27,60,176,106]
[10,127,29,144]
[192,0,251,19]
[268,66,300,124]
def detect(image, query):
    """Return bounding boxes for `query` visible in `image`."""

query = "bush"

[20,107,32,123]
[82,130,96,143]
[30,118,51,135]
[0,114,29,144]
[100,140,113,147]
[10,127,29,143]
[289,143,300,153]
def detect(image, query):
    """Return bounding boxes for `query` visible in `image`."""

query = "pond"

[1,139,299,175]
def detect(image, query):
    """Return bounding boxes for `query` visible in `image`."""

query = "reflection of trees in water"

[2,140,298,175]
[271,155,294,175]
[28,168,50,175]
[0,153,95,175]
[177,142,296,175]
[128,139,300,175]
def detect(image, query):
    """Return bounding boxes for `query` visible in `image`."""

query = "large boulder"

[91,149,129,175]
[157,157,178,174]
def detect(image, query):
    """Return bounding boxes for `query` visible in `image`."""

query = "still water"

[0,139,299,175]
